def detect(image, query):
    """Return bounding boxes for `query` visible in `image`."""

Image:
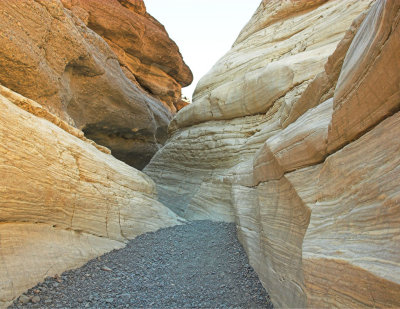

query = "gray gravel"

[10,221,273,308]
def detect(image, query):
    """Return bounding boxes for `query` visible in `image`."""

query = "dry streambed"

[10,221,272,308]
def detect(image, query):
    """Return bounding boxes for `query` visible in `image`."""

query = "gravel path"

[10,221,273,308]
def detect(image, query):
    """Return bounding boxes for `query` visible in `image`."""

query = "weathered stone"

[282,8,369,128]
[167,0,373,132]
[175,99,190,111]
[253,98,333,184]
[31,296,41,304]
[18,295,30,304]
[146,0,375,220]
[60,0,193,112]
[146,0,400,307]
[0,85,180,307]
[328,0,400,153]
[288,111,400,308]
[0,0,191,169]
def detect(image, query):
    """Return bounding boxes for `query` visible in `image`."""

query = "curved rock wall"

[0,85,181,307]
[0,0,192,169]
[145,0,400,307]
[60,0,193,112]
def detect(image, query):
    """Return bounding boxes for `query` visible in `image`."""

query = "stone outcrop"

[0,85,180,308]
[60,0,193,113]
[145,0,400,307]
[0,0,192,169]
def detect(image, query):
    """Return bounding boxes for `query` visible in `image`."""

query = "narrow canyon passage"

[10,221,272,309]
[1,0,399,308]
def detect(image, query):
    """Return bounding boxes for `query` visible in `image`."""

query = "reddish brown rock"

[175,99,190,111]
[0,0,192,169]
[61,0,193,112]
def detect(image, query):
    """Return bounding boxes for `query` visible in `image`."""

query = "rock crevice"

[0,1,192,307]
[0,0,192,170]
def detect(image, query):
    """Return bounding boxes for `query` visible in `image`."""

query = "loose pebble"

[31,296,40,304]
[18,295,30,304]
[10,221,273,308]
[100,266,112,272]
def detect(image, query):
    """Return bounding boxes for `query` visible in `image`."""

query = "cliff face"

[60,0,193,113]
[145,0,400,307]
[0,0,189,306]
[0,0,192,169]
[0,85,181,307]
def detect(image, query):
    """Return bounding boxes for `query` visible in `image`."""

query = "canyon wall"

[0,0,192,169]
[0,1,188,306]
[0,85,181,308]
[145,0,400,307]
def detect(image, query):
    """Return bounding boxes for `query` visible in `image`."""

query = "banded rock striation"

[0,0,192,169]
[145,0,400,307]
[0,85,181,308]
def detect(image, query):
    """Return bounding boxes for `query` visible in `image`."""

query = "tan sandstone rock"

[0,0,192,169]
[146,0,375,220]
[145,0,400,307]
[168,0,373,132]
[287,111,400,308]
[327,0,400,153]
[0,85,180,307]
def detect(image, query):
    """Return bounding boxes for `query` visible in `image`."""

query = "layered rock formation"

[60,0,193,112]
[0,0,192,169]
[0,85,181,308]
[145,0,400,307]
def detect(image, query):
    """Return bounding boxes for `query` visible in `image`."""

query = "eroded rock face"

[0,0,192,169]
[0,85,180,307]
[145,0,400,307]
[60,0,193,113]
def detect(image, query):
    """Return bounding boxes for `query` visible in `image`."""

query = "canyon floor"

[10,221,272,308]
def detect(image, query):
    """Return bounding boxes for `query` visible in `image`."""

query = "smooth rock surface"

[146,0,400,307]
[168,0,373,131]
[328,0,400,152]
[288,111,400,308]
[0,85,180,307]
[0,0,191,169]
[60,0,193,113]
